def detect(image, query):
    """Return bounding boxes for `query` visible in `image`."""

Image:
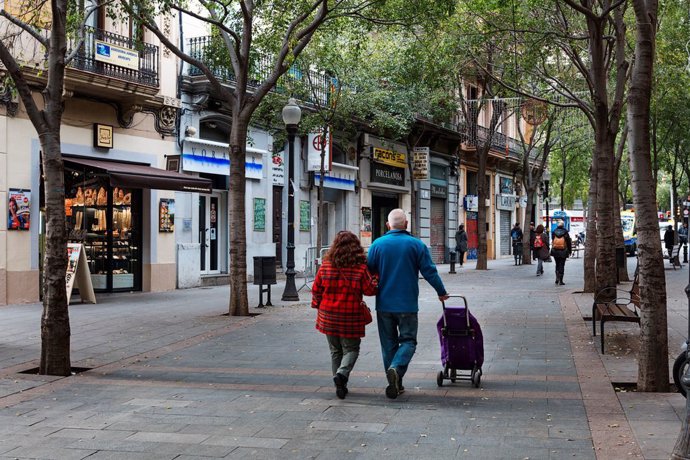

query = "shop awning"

[64,156,212,193]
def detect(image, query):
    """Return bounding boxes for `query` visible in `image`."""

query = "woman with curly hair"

[311,230,378,399]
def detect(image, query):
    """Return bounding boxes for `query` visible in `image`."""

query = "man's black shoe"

[385,368,400,399]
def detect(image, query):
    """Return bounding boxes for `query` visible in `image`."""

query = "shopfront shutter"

[500,210,512,256]
[430,198,446,263]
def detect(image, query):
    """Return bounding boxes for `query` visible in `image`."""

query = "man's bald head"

[387,209,408,230]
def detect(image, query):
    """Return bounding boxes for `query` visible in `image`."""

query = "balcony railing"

[70,27,159,87]
[187,36,331,106]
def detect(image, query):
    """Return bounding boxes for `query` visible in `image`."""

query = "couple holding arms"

[311,208,449,399]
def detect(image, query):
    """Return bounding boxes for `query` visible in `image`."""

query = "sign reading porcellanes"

[412,147,430,180]
[496,194,516,211]
[94,40,140,71]
[430,183,447,198]
[371,162,405,187]
[373,147,407,168]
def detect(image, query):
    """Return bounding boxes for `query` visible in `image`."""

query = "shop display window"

[64,171,142,292]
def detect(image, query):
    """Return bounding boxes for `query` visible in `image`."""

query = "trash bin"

[253,256,276,285]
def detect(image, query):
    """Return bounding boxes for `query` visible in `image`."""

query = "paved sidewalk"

[0,256,684,459]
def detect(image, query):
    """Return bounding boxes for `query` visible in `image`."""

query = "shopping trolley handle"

[441,295,468,310]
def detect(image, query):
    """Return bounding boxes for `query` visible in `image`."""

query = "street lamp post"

[281,98,301,301]
[543,169,551,238]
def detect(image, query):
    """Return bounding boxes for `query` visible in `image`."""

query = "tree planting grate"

[18,366,93,375]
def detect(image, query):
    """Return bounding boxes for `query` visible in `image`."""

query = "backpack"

[511,229,520,240]
[553,235,566,251]
[534,235,544,248]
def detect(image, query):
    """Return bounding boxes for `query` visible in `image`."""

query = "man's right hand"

[439,294,450,301]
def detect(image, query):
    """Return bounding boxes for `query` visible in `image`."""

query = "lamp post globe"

[281,98,301,301]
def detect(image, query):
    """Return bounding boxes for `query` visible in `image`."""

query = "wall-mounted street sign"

[412,147,430,181]
[95,40,140,71]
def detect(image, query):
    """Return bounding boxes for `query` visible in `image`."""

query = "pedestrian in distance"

[311,230,378,399]
[529,222,536,259]
[664,225,675,258]
[550,222,572,285]
[531,224,550,276]
[679,222,688,245]
[367,209,450,399]
[455,224,468,267]
[510,222,523,265]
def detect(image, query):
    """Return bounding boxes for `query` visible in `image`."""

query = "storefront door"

[372,194,398,240]
[500,210,512,256]
[430,198,446,263]
[199,195,220,274]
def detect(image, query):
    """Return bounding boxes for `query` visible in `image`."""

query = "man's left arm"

[418,244,448,299]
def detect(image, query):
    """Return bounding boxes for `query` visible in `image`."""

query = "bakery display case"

[64,173,142,292]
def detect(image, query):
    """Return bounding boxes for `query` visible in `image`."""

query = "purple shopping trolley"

[436,295,484,388]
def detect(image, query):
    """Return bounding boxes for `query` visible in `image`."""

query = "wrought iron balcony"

[187,36,331,106]
[70,27,159,87]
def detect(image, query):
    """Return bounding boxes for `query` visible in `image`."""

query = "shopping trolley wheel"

[471,368,482,388]
[436,371,444,387]
[450,369,457,383]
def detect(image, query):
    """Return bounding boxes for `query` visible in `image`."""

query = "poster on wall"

[159,199,175,232]
[499,177,514,194]
[254,198,266,231]
[412,147,430,180]
[361,207,372,238]
[8,188,30,230]
[299,201,311,231]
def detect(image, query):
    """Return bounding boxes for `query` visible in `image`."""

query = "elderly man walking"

[367,208,449,399]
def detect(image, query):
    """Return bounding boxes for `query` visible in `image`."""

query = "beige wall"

[0,97,179,305]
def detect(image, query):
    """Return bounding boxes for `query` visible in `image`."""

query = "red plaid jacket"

[311,262,378,338]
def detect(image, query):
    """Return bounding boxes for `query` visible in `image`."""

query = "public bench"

[571,246,583,258]
[669,244,683,269]
[591,271,640,354]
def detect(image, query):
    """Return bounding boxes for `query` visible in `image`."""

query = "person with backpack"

[550,221,572,285]
[531,224,549,276]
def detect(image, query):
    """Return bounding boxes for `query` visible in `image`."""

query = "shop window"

[431,163,447,181]
[63,169,142,292]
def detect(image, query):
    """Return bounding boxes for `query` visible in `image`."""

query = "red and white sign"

[307,128,332,172]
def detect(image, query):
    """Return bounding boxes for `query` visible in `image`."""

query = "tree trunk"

[228,115,250,316]
[628,0,668,394]
[583,164,598,293]
[594,131,617,294]
[613,172,629,283]
[476,151,488,270]
[40,132,71,376]
[522,188,535,264]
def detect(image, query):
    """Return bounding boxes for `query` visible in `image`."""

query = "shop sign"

[412,147,429,180]
[519,195,528,208]
[93,123,113,149]
[94,40,140,71]
[430,183,447,198]
[464,194,479,212]
[496,194,516,211]
[307,129,332,171]
[373,147,407,168]
[182,139,264,179]
[371,162,405,187]
[271,150,285,185]
[314,162,357,191]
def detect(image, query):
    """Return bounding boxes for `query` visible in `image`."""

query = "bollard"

[449,251,457,274]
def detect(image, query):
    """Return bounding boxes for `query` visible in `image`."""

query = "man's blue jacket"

[367,229,448,313]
